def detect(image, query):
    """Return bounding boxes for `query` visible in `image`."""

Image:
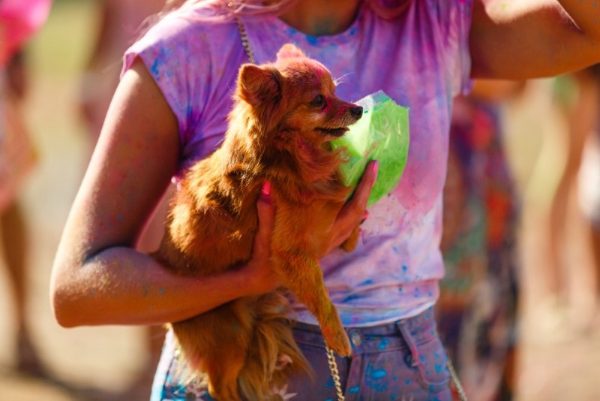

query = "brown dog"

[155,44,362,401]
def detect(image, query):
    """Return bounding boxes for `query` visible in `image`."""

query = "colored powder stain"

[349,26,358,36]
[343,293,363,302]
[325,399,333,401]
[306,35,319,45]
[150,58,162,76]
[404,379,412,385]
[371,369,387,379]
[392,245,402,254]
[435,364,444,373]
[360,278,374,286]
[402,264,408,272]
[326,377,335,388]
[419,354,426,362]
[348,386,360,394]
[378,337,390,350]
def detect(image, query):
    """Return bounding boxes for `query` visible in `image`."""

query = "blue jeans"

[151,307,452,401]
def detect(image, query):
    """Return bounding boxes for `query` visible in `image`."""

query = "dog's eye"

[309,94,326,109]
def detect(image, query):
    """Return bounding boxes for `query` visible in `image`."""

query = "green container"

[331,91,410,206]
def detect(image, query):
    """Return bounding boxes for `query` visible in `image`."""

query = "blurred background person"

[544,65,600,331]
[79,0,165,146]
[438,80,525,401]
[0,0,52,377]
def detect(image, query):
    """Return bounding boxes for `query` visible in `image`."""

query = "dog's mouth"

[315,127,349,137]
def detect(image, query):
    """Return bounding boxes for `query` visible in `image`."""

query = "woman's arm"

[471,0,600,79]
[50,60,279,328]
[51,59,375,328]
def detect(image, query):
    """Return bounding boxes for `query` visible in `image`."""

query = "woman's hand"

[323,160,379,256]
[241,182,283,295]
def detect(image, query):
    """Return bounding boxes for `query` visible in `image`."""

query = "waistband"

[291,307,437,355]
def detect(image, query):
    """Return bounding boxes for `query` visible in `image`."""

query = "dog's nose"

[349,106,363,119]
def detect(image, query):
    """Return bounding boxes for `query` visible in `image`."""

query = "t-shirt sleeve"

[434,0,474,96]
[121,14,210,147]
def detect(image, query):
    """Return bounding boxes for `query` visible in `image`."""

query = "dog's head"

[234,44,362,153]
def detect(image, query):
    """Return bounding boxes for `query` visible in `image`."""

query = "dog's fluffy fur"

[155,44,362,401]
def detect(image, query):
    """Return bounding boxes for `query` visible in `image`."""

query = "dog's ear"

[276,44,306,61]
[238,64,282,106]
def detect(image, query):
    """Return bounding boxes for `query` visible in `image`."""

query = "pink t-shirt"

[124,0,473,327]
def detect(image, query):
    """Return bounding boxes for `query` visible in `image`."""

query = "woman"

[50,0,600,400]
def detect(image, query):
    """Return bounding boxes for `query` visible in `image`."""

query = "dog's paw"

[275,353,293,371]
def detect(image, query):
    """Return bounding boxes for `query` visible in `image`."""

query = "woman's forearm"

[51,246,257,328]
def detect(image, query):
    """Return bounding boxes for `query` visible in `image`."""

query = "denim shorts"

[151,307,452,401]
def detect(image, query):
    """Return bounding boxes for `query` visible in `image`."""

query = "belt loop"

[395,320,418,368]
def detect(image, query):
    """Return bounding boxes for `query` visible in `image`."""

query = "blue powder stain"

[325,399,333,401]
[378,337,390,350]
[360,278,374,286]
[150,58,162,76]
[404,378,412,385]
[348,386,360,394]
[402,264,408,272]
[287,27,298,35]
[392,245,402,254]
[371,369,387,379]
[343,293,363,303]
[349,26,358,36]
[419,354,426,362]
[306,35,319,45]
[435,363,444,373]
[326,377,334,388]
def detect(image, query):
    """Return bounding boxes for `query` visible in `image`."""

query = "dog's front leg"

[272,249,351,356]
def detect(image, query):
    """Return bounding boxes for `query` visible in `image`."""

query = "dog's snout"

[349,106,363,120]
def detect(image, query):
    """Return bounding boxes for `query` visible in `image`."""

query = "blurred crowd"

[1,1,599,400]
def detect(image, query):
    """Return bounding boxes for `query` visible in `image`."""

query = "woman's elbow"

[49,259,89,328]
[50,279,81,328]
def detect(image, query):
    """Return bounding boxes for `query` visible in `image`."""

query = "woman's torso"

[123,0,473,326]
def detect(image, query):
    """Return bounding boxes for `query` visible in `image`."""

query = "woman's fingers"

[326,161,378,253]
[339,160,378,220]
[352,160,379,210]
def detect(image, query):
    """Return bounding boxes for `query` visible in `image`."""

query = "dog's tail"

[238,291,312,401]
